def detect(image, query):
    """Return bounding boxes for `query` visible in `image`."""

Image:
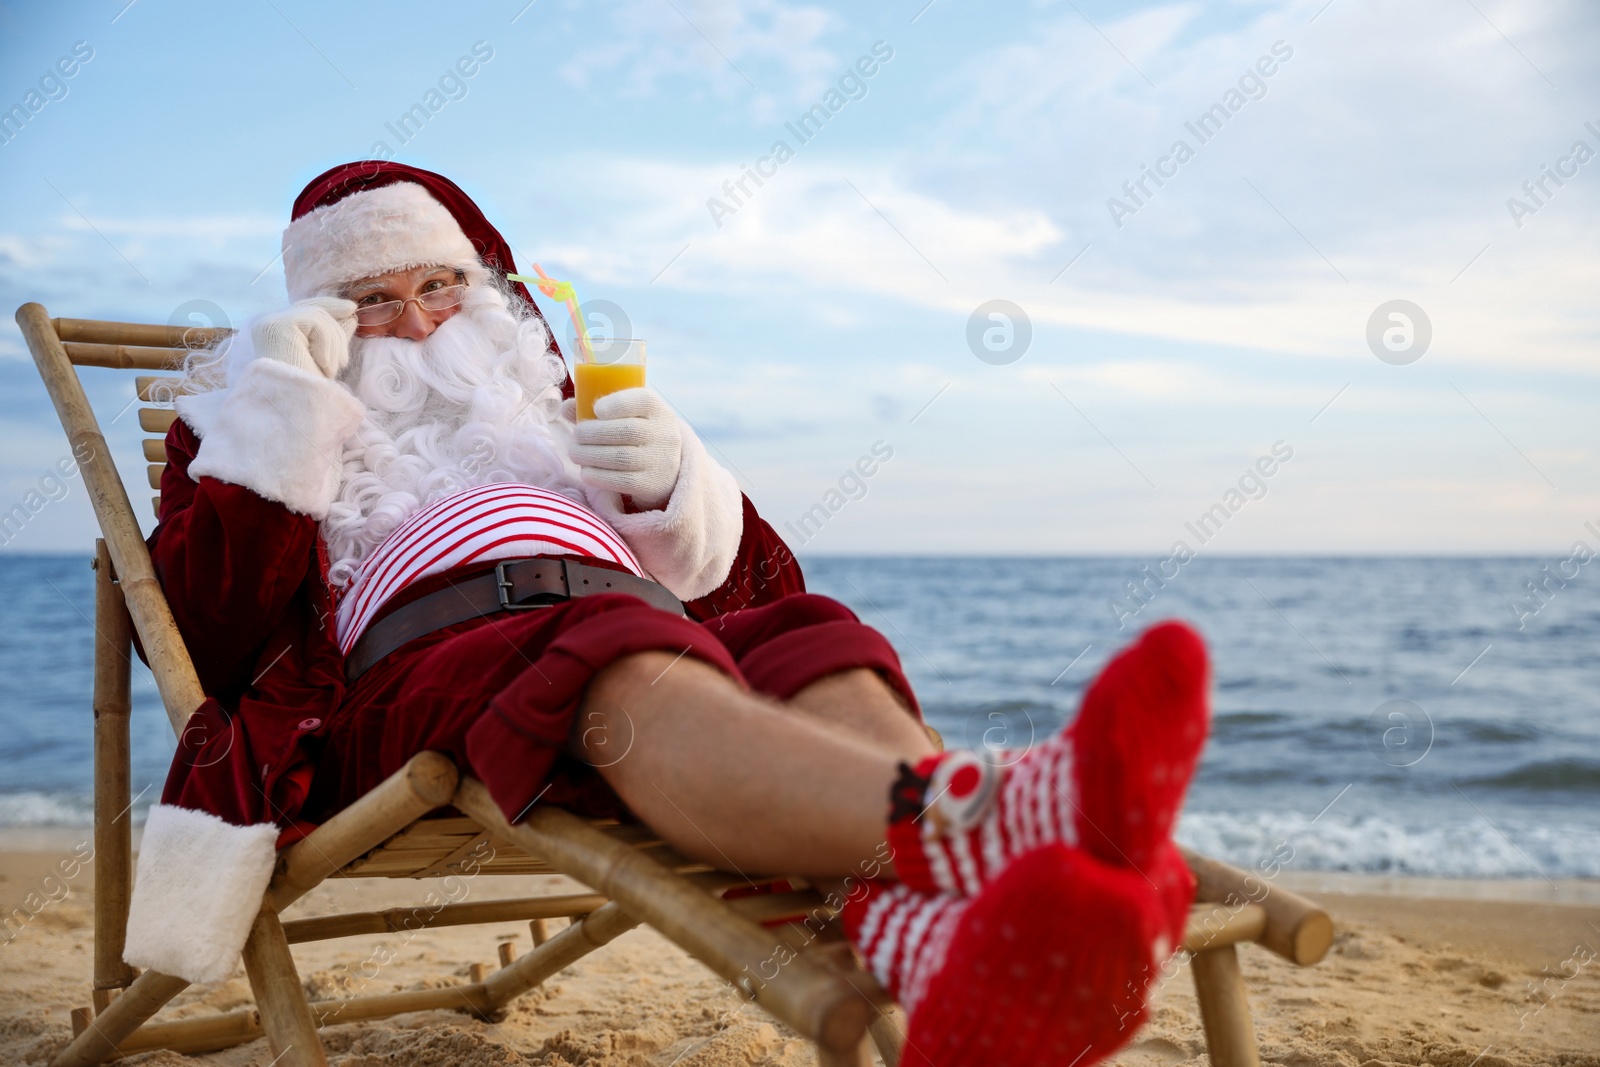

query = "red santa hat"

[281,161,570,388]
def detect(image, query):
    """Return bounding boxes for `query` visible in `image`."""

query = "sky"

[0,0,1596,557]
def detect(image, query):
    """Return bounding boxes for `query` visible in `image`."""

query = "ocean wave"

[1209,711,1290,730]
[0,792,98,828]
[1454,721,1543,744]
[1178,809,1600,879]
[1459,758,1600,793]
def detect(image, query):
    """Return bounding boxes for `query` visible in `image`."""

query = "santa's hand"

[568,388,683,509]
[249,297,358,380]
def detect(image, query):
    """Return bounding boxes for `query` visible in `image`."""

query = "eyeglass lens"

[354,284,467,326]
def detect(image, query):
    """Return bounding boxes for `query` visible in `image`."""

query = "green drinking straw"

[506,267,593,362]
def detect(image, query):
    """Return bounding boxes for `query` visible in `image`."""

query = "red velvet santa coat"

[122,359,804,984]
[146,417,803,843]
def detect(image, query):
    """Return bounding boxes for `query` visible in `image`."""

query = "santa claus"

[125,161,1210,1066]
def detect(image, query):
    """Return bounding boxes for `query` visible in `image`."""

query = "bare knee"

[572,651,670,761]
[790,667,895,713]
[573,651,741,764]
[585,650,680,705]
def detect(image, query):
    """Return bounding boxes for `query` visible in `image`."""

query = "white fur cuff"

[123,804,280,985]
[178,358,364,519]
[585,424,743,602]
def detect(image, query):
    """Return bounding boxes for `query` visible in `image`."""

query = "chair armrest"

[1181,846,1333,965]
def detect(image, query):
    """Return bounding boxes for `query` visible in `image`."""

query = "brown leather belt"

[344,557,684,683]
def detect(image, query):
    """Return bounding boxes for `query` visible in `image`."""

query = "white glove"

[565,388,683,509]
[249,297,358,380]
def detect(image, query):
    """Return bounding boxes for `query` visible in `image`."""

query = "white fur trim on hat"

[282,182,482,301]
[123,804,280,985]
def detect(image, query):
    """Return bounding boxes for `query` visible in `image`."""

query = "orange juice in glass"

[574,338,646,420]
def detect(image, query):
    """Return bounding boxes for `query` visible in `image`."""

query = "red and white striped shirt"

[334,482,642,654]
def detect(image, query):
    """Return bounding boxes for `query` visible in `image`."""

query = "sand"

[3,844,1597,1066]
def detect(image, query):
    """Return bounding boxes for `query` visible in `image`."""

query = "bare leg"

[786,668,937,760]
[781,669,935,900]
[573,652,906,877]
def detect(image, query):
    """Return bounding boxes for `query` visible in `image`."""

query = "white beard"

[319,286,587,590]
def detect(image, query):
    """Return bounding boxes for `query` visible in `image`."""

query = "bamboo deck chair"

[19,302,1334,1067]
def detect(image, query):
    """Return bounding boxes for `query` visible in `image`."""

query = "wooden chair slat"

[365,817,656,859]
[136,375,184,402]
[362,833,481,853]
[403,815,484,834]
[336,830,725,880]
[55,317,232,349]
[63,342,189,371]
[146,465,164,490]
[281,892,608,945]
[142,438,166,462]
[381,822,485,844]
[412,831,499,879]
[336,858,552,878]
[138,408,177,434]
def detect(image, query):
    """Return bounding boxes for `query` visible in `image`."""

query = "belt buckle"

[496,558,565,611]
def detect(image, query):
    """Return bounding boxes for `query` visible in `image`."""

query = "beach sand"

[3,844,1597,1066]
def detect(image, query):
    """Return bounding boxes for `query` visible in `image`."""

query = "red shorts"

[304,592,920,826]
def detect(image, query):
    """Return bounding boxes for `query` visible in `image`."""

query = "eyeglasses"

[353,283,468,327]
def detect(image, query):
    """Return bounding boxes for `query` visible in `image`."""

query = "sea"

[2,554,1597,881]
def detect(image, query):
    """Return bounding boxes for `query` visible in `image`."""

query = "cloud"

[908,0,1600,368]
[487,0,1600,375]
[524,147,1600,373]
[1036,359,1217,396]
[557,0,843,119]
[531,155,1061,289]
[57,213,280,241]
[0,211,290,366]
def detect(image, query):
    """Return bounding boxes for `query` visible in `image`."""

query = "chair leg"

[481,902,640,1011]
[92,541,137,1014]
[50,971,191,1067]
[868,1005,906,1067]
[241,907,328,1067]
[1190,944,1261,1067]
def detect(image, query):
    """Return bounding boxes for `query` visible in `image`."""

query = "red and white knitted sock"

[845,844,1170,1067]
[1146,839,1196,960]
[888,620,1209,897]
